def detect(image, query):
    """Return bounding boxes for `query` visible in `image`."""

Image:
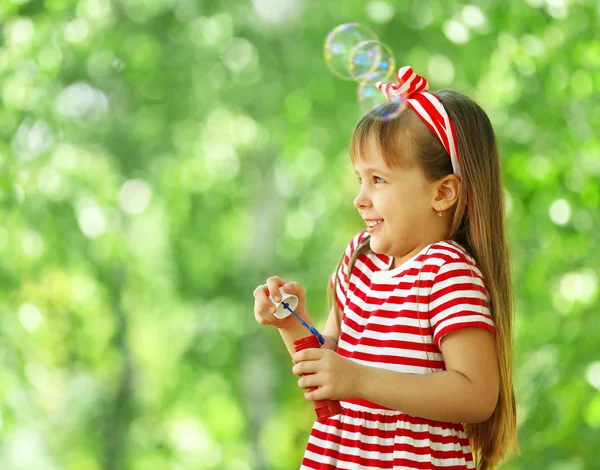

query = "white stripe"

[430,290,489,313]
[343,344,442,361]
[340,325,435,344]
[349,357,440,374]
[421,92,461,177]
[310,426,472,453]
[309,432,474,459]
[396,70,417,95]
[342,307,431,329]
[430,287,488,310]
[434,314,495,332]
[407,97,446,144]
[432,269,486,285]
[314,413,470,439]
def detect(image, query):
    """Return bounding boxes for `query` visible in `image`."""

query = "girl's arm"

[293,327,500,424]
[357,327,499,423]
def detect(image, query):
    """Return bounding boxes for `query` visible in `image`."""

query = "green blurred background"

[1,0,599,469]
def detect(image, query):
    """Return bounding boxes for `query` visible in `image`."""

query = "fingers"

[304,388,324,402]
[253,283,277,325]
[297,377,331,402]
[298,374,320,390]
[265,276,285,302]
[253,276,286,326]
[292,348,325,364]
[253,276,308,328]
[282,281,305,303]
[292,360,318,376]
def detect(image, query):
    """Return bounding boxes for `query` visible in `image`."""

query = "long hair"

[329,91,517,470]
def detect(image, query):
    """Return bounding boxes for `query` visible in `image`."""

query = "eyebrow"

[354,166,391,176]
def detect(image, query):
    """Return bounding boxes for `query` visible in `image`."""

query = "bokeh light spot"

[549,198,571,225]
[119,179,152,215]
[443,20,470,44]
[18,302,43,332]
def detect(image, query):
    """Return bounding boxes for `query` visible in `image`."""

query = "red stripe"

[340,334,439,354]
[308,428,472,458]
[410,95,452,155]
[397,66,413,84]
[434,266,485,283]
[434,322,496,348]
[348,350,445,369]
[302,455,473,470]
[303,443,473,469]
[433,309,493,327]
[429,296,489,318]
[340,314,434,338]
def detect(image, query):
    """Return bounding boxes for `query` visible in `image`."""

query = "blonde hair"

[329,91,517,469]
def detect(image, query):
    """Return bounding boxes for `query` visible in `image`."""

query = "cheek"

[384,189,427,220]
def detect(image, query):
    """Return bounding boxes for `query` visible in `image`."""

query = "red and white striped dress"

[301,230,496,469]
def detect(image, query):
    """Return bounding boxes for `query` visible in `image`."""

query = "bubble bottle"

[293,333,344,422]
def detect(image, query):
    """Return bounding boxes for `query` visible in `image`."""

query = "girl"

[253,66,517,469]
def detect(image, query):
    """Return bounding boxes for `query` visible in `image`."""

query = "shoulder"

[426,240,477,263]
[424,241,484,277]
[425,240,488,291]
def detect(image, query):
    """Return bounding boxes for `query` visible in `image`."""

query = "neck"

[390,225,452,270]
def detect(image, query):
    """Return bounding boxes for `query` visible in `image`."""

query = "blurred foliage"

[0,0,599,469]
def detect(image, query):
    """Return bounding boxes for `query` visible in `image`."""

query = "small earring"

[437,209,443,217]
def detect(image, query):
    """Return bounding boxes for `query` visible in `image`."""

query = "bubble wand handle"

[281,301,325,345]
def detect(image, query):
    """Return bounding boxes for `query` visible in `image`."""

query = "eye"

[356,175,386,184]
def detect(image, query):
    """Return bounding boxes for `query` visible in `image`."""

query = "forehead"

[354,161,391,175]
[353,134,387,169]
[352,124,414,172]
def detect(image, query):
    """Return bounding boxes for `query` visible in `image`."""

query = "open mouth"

[366,220,384,233]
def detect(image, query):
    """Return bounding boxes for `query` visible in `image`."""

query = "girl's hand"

[253,276,309,329]
[292,348,363,401]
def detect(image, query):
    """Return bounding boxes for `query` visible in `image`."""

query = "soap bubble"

[325,23,401,119]
[324,23,379,80]
[348,40,395,83]
[358,82,405,120]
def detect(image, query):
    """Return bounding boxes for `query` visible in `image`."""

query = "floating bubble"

[324,23,379,80]
[347,40,382,80]
[358,82,405,121]
[348,40,395,83]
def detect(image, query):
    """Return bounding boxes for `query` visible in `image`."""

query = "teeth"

[367,220,383,227]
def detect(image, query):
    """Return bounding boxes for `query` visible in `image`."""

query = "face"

[353,136,439,268]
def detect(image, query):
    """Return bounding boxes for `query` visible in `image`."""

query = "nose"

[354,185,371,210]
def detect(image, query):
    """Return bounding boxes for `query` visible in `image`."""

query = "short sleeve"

[428,260,496,350]
[329,230,368,312]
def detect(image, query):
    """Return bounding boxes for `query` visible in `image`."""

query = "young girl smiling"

[254,66,516,470]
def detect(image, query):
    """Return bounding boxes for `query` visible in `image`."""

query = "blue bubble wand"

[281,301,325,345]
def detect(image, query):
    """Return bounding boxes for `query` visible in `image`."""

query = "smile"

[366,220,384,233]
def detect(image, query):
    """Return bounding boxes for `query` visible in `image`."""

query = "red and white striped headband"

[376,66,462,178]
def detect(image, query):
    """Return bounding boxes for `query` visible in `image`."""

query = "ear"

[432,174,461,211]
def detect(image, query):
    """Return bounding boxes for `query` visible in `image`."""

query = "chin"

[368,237,386,255]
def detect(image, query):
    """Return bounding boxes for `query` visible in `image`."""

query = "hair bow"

[376,66,462,179]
